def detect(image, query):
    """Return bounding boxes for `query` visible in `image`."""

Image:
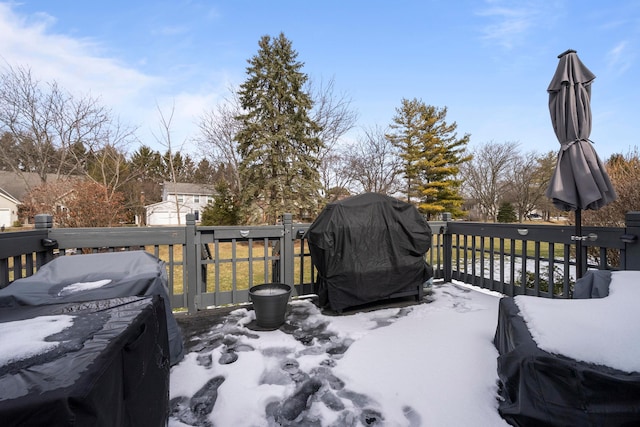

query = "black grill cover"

[494,283,640,426]
[307,193,432,312]
[0,296,170,427]
[0,251,184,365]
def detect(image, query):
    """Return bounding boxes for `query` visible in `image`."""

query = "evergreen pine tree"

[130,145,164,182]
[386,98,470,219]
[235,33,323,224]
[497,202,517,223]
[200,181,240,226]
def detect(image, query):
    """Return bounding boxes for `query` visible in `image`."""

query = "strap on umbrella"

[558,49,576,58]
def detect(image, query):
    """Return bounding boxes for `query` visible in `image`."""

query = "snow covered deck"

[170,272,640,426]
[170,282,510,426]
[2,274,638,425]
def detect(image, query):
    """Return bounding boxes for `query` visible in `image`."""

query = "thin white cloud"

[606,41,634,75]
[476,1,545,50]
[599,18,628,31]
[204,7,220,21]
[154,25,189,36]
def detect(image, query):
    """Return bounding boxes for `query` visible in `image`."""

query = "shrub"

[516,265,575,296]
[497,202,517,223]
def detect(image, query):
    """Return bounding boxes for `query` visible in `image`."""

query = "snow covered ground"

[169,282,510,426]
[3,273,637,426]
[168,272,640,426]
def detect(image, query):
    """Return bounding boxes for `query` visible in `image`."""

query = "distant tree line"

[1,34,638,228]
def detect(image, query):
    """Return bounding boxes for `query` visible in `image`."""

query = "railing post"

[35,214,53,230]
[34,214,55,266]
[624,212,640,271]
[281,213,297,296]
[442,213,453,282]
[185,213,198,313]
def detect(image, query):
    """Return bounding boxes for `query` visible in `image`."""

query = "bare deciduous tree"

[153,101,187,224]
[20,180,72,222]
[307,77,358,152]
[87,142,135,205]
[584,149,640,227]
[319,149,354,202]
[61,180,127,227]
[345,125,402,195]
[0,62,140,223]
[307,77,358,199]
[20,179,127,227]
[0,64,114,189]
[460,141,519,221]
[580,149,640,267]
[196,91,243,194]
[505,150,554,222]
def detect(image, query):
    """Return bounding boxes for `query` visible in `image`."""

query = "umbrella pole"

[575,208,583,280]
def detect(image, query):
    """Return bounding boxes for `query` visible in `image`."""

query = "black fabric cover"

[0,296,170,427]
[572,269,612,299]
[494,296,640,426]
[0,251,184,365]
[307,193,432,312]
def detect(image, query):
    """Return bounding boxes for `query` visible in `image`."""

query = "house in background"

[145,182,215,226]
[0,187,19,227]
[0,171,52,226]
[0,171,89,227]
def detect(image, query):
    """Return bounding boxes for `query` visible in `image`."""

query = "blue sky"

[0,1,638,160]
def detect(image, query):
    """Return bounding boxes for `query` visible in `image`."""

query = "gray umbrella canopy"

[546,50,617,278]
[546,50,617,211]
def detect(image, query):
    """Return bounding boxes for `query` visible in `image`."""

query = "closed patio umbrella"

[546,49,617,279]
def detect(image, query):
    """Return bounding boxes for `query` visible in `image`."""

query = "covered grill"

[307,193,432,312]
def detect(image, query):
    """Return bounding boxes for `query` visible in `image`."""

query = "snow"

[168,274,640,426]
[57,279,112,296]
[169,282,511,426]
[515,270,640,373]
[331,286,507,426]
[0,315,75,365]
[251,288,290,296]
[1,273,636,425]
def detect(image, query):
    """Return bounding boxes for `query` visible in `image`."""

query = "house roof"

[146,200,178,209]
[162,182,215,196]
[0,171,81,202]
[0,187,20,204]
[0,171,47,200]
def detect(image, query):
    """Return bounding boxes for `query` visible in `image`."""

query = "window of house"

[193,195,200,203]
[177,194,184,203]
[207,195,214,203]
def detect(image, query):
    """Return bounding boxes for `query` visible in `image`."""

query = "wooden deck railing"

[2,212,639,313]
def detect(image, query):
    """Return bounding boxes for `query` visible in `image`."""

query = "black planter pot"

[248,283,292,329]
